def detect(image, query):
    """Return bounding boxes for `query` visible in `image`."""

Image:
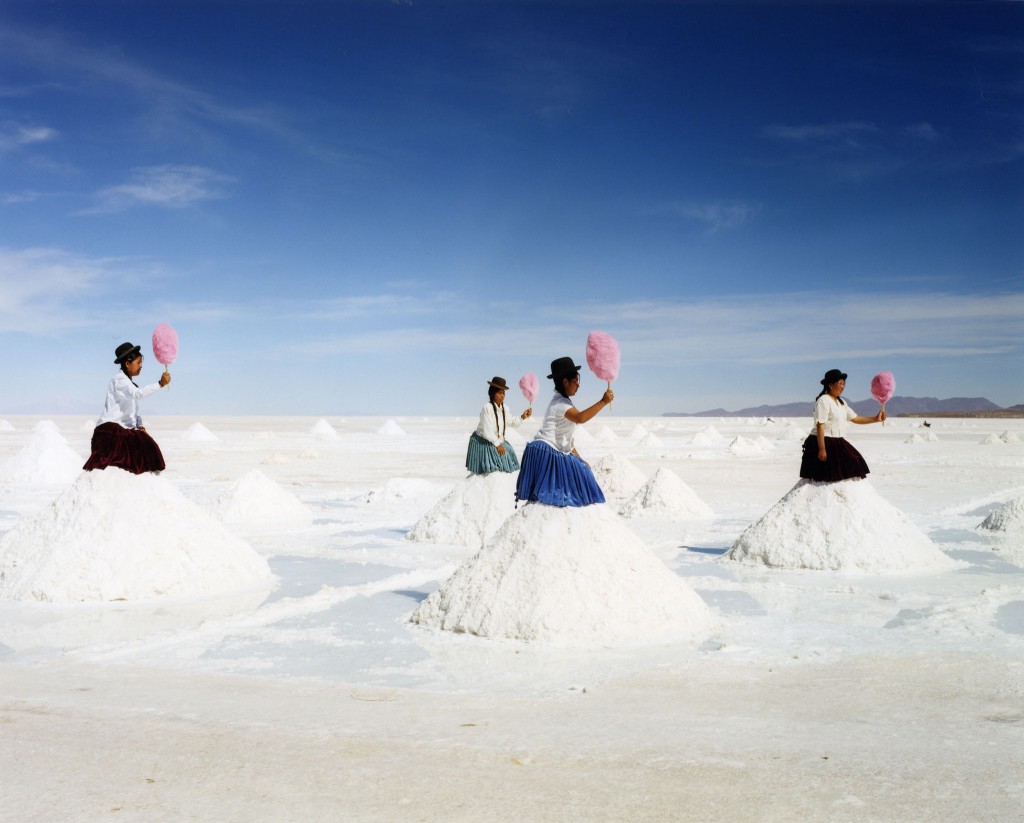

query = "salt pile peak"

[411,504,713,646]
[0,468,273,602]
[979,496,1024,535]
[406,473,517,548]
[181,422,220,442]
[620,467,715,519]
[726,479,957,573]
[217,469,312,530]
[309,419,339,439]
[0,426,82,486]
[377,420,406,437]
[590,453,646,498]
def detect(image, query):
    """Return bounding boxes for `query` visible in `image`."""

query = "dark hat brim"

[114,344,142,364]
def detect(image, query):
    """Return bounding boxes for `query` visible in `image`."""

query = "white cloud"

[81,165,233,214]
[672,201,761,234]
[0,121,58,151]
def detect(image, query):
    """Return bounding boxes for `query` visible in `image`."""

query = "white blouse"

[474,401,525,446]
[533,392,576,454]
[812,394,857,438]
[96,371,163,429]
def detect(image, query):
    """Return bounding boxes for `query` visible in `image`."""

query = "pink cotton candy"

[152,323,179,367]
[586,331,621,382]
[871,371,896,405]
[519,372,539,404]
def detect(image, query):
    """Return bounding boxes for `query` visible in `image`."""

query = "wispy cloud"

[80,165,233,215]
[0,121,57,151]
[671,200,761,234]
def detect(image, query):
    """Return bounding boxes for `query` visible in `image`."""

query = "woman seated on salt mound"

[83,341,171,475]
[515,356,613,507]
[465,376,532,475]
[799,368,884,483]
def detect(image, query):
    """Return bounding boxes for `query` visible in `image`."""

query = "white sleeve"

[477,404,501,446]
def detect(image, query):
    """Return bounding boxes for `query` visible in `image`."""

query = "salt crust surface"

[979,496,1024,534]
[217,469,312,530]
[406,472,518,547]
[411,503,712,646]
[0,426,82,485]
[181,422,220,442]
[0,469,273,602]
[726,479,958,573]
[619,467,715,519]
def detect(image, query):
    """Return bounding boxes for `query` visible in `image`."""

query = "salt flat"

[1,414,1022,822]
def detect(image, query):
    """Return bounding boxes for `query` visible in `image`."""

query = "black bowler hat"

[547,356,581,380]
[114,341,142,364]
[820,368,848,386]
[487,376,509,390]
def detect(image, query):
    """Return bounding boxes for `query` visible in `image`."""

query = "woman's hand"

[602,388,614,405]
[496,444,506,456]
[876,409,886,423]
[521,408,532,420]
[159,371,172,388]
[818,446,827,462]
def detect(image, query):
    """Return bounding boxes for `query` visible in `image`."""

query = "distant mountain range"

[665,396,1012,418]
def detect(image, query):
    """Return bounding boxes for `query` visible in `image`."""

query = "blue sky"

[1,1,1021,416]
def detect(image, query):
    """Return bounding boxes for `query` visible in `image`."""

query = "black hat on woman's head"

[820,368,848,386]
[487,376,509,390]
[547,357,582,380]
[114,341,142,364]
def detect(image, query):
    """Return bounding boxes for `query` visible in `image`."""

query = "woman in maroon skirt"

[83,341,171,475]
[799,368,885,483]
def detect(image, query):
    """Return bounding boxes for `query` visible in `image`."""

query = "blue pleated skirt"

[515,440,606,507]
[466,432,520,474]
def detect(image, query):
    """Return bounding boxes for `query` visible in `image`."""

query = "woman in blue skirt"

[515,357,613,507]
[465,376,533,474]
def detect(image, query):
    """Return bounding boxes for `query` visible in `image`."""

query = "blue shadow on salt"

[994,601,1024,636]
[693,589,767,617]
[945,549,1022,576]
[264,557,403,603]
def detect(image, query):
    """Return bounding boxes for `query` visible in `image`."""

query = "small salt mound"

[411,504,712,646]
[0,469,273,602]
[727,435,772,456]
[591,453,647,498]
[0,420,15,432]
[0,427,82,485]
[261,453,289,465]
[778,424,806,441]
[378,419,406,437]
[574,425,596,446]
[309,419,339,439]
[33,420,63,436]
[981,434,1002,445]
[905,433,927,444]
[978,497,1024,534]
[628,424,651,440]
[619,467,715,519]
[690,431,719,447]
[81,419,96,433]
[636,432,664,448]
[217,469,312,530]
[726,479,956,573]
[755,435,776,450]
[298,448,320,459]
[406,473,518,548]
[595,426,619,442]
[504,428,526,448]
[694,425,725,444]
[1000,431,1021,444]
[181,422,220,442]
[365,477,443,503]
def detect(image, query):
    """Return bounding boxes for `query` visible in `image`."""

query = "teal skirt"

[466,432,520,474]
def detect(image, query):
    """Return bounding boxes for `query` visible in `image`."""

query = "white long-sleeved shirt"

[474,401,525,447]
[533,392,576,454]
[811,394,857,438]
[96,371,162,429]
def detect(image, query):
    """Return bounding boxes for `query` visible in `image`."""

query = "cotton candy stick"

[870,371,895,426]
[519,372,539,411]
[586,330,620,410]
[152,323,179,389]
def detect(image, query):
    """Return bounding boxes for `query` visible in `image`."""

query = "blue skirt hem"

[514,440,605,507]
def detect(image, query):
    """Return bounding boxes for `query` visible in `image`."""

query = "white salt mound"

[979,497,1024,534]
[726,479,956,573]
[0,420,15,432]
[81,419,96,433]
[218,469,312,530]
[981,434,1002,445]
[0,428,82,485]
[779,424,807,441]
[1000,431,1021,444]
[378,420,406,437]
[620,467,715,519]
[0,469,273,602]
[590,453,647,498]
[728,435,772,456]
[628,424,651,440]
[595,425,619,442]
[182,422,220,442]
[411,504,712,646]
[406,472,518,548]
[33,419,63,436]
[309,419,339,439]
[636,432,664,449]
[694,425,725,444]
[504,428,526,448]
[573,424,595,446]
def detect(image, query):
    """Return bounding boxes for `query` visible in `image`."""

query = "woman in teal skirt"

[465,377,533,474]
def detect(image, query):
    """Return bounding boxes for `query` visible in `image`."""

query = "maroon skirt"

[799,434,869,483]
[83,422,166,475]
